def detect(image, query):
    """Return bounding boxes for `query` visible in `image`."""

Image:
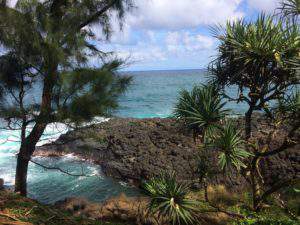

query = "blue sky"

[8,0,282,71]
[95,0,281,71]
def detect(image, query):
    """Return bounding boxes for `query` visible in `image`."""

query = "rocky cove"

[2,115,298,225]
[35,116,300,190]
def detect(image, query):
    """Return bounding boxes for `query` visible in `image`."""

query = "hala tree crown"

[209,13,299,114]
[0,0,133,129]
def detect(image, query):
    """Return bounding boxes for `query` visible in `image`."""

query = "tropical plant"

[174,84,228,141]
[143,173,198,225]
[209,14,300,139]
[206,121,252,171]
[0,0,133,196]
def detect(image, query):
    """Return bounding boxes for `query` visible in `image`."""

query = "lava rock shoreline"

[35,116,299,188]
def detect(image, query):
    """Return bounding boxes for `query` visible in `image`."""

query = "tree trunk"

[250,169,261,211]
[15,150,30,196]
[14,122,48,196]
[245,107,254,139]
[14,60,58,196]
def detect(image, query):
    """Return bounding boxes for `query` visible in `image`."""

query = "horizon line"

[120,68,207,73]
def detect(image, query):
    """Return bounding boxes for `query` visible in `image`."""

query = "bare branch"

[30,159,94,177]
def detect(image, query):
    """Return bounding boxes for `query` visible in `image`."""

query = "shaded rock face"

[35,117,299,189]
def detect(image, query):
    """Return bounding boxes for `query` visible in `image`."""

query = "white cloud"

[165,31,214,54]
[127,0,244,30]
[104,31,215,68]
[247,0,281,13]
[116,44,167,63]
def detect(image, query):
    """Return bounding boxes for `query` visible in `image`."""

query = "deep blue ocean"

[0,69,247,204]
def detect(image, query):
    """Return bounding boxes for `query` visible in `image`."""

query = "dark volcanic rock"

[35,116,299,189]
[36,118,201,184]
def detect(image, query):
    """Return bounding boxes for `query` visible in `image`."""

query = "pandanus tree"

[174,84,228,141]
[0,0,133,196]
[208,4,300,212]
[209,14,300,139]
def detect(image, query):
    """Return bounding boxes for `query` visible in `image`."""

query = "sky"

[8,0,282,71]
[99,0,282,71]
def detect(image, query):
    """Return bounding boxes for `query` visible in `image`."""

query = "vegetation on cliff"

[142,1,300,224]
[0,0,299,225]
[0,0,133,196]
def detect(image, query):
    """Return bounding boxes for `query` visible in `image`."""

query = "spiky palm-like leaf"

[143,173,198,225]
[210,14,299,87]
[207,121,252,171]
[209,14,299,111]
[174,84,228,140]
[209,14,299,138]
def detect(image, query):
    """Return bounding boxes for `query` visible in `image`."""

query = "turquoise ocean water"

[0,69,247,204]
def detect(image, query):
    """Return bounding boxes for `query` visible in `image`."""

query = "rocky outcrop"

[35,117,300,189]
[36,118,202,185]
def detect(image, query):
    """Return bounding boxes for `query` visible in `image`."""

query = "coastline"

[34,115,300,189]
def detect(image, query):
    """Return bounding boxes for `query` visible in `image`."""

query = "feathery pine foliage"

[209,14,300,138]
[143,173,198,225]
[0,0,133,196]
[174,84,228,140]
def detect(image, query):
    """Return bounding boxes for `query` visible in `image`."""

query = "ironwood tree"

[0,0,133,196]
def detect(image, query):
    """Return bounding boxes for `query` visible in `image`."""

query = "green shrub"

[174,84,228,140]
[206,120,252,170]
[142,172,198,225]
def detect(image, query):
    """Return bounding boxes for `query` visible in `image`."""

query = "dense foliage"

[174,84,228,140]
[0,0,133,196]
[210,14,300,138]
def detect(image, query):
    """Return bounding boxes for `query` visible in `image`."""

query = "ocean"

[0,69,247,204]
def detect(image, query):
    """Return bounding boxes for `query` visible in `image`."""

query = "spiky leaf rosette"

[143,173,198,225]
[174,84,229,140]
[207,121,252,171]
